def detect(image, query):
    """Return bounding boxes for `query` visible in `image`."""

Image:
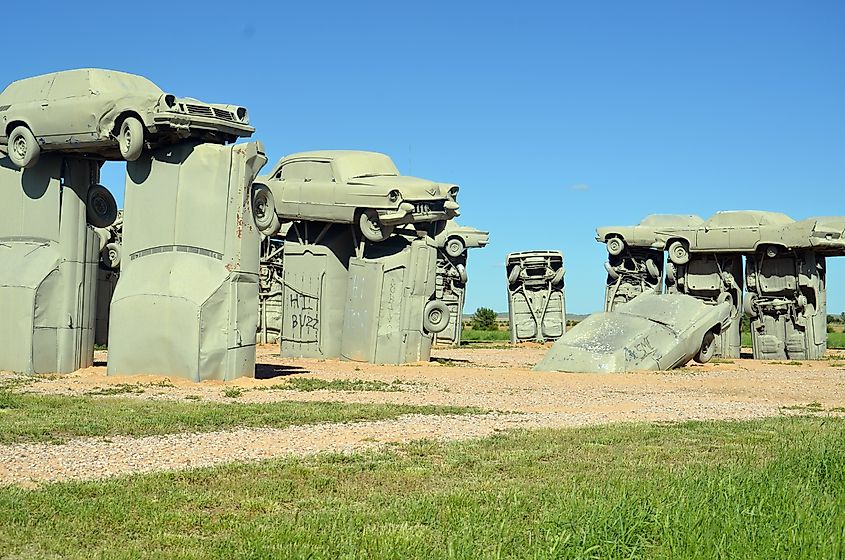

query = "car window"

[0,76,54,103]
[48,70,91,99]
[278,161,334,182]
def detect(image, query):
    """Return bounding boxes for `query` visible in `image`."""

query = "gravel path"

[3,346,845,486]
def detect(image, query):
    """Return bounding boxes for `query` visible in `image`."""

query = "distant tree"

[471,307,498,331]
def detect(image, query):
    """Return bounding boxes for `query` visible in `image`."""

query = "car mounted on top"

[599,211,845,265]
[251,150,461,242]
[0,69,254,168]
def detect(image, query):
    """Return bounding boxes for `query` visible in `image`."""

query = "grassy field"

[460,328,510,342]
[1,416,842,558]
[0,392,477,445]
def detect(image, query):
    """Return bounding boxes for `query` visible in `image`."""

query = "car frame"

[253,150,460,242]
[0,68,253,168]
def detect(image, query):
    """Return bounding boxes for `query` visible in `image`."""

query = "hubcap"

[13,136,26,158]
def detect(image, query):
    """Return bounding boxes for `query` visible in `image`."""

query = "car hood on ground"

[346,175,454,199]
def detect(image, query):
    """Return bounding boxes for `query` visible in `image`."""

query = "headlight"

[388,190,401,203]
[163,94,177,108]
[448,186,459,201]
[236,107,248,122]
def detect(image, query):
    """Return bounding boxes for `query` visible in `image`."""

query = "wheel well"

[604,233,623,242]
[6,120,29,136]
[666,237,689,249]
[710,324,722,336]
[112,111,146,136]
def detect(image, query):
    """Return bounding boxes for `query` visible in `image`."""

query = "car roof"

[705,210,794,227]
[0,68,161,102]
[276,150,399,181]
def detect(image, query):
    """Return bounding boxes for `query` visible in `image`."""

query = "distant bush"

[470,307,498,331]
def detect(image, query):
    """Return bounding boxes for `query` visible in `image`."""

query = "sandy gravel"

[2,345,845,486]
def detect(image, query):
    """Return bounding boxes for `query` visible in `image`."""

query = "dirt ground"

[3,345,845,486]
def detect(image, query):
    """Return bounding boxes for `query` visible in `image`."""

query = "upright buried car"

[534,293,731,372]
[0,69,253,168]
[252,150,460,242]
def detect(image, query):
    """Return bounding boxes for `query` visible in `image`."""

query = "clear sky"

[4,0,843,314]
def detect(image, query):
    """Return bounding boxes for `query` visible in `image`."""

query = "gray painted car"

[534,293,731,373]
[433,221,490,258]
[0,69,253,168]
[254,150,460,242]
[597,214,705,256]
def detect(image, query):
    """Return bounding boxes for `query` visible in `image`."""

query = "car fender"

[97,96,158,138]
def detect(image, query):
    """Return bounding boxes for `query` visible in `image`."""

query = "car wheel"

[103,242,121,269]
[665,262,676,283]
[507,264,522,285]
[606,236,625,256]
[645,258,660,279]
[119,117,144,162]
[445,237,466,258]
[717,291,733,306]
[604,261,619,281]
[251,184,278,233]
[765,245,779,258]
[694,330,716,364]
[423,300,450,333]
[359,209,394,242]
[455,263,468,284]
[668,240,690,265]
[551,267,565,286]
[86,184,118,228]
[743,293,758,318]
[8,126,40,169]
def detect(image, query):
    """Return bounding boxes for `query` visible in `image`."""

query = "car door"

[695,225,729,251]
[42,70,100,140]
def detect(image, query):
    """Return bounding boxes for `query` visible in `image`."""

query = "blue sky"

[4,0,843,313]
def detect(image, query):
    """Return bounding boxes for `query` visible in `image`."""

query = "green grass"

[259,378,412,392]
[0,417,842,558]
[0,392,478,445]
[460,328,511,342]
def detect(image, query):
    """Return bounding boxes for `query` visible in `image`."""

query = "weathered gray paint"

[603,248,664,311]
[506,251,566,343]
[107,140,267,381]
[432,222,489,345]
[279,222,355,359]
[0,155,100,374]
[534,293,731,372]
[745,250,827,360]
[341,236,439,364]
[666,254,744,358]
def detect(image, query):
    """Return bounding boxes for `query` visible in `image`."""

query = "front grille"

[0,105,9,112]
[185,104,214,117]
[212,108,235,121]
[412,200,445,214]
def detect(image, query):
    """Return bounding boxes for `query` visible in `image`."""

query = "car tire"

[251,184,278,233]
[606,236,625,256]
[507,264,522,285]
[645,258,660,279]
[8,126,40,169]
[359,209,394,242]
[694,330,717,364]
[119,117,144,162]
[551,267,565,286]
[103,242,121,269]
[668,240,690,265]
[423,300,450,333]
[765,245,779,259]
[445,237,466,258]
[717,291,733,306]
[743,293,758,318]
[455,263,468,284]
[86,184,118,228]
[604,261,619,281]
